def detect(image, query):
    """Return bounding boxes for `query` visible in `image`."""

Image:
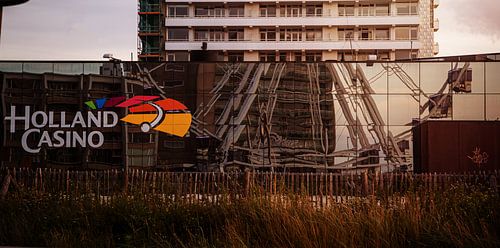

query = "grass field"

[0,183,499,248]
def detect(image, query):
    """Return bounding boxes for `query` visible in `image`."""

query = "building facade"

[2,59,500,173]
[138,0,439,62]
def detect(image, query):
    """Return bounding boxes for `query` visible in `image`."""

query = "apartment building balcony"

[434,42,439,55]
[433,18,439,31]
[165,40,420,51]
[434,0,440,8]
[165,15,419,27]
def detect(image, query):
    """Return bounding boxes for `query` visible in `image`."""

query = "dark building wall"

[413,121,500,173]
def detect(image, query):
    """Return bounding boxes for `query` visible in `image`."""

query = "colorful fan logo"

[85,96,192,137]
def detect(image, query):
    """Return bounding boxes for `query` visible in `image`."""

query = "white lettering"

[5,107,120,153]
[31,111,48,128]
[71,112,86,128]
[52,130,65,147]
[103,111,118,127]
[5,106,30,132]
[72,131,86,147]
[37,131,53,147]
[88,111,102,127]
[48,112,59,128]
[60,112,71,128]
[88,131,104,148]
[21,129,41,154]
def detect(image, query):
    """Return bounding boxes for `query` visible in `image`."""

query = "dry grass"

[0,184,498,247]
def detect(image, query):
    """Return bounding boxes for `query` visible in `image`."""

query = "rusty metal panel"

[413,121,500,173]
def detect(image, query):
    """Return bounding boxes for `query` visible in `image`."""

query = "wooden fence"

[1,168,498,205]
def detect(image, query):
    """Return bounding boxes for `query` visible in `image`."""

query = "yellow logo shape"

[118,97,192,137]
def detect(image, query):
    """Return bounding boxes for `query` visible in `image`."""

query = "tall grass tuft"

[0,183,498,247]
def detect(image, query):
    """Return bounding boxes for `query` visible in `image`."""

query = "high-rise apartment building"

[138,0,439,62]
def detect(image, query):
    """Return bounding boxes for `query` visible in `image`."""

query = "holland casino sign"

[4,96,192,153]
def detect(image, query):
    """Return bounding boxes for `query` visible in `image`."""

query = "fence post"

[363,172,369,197]
[244,171,250,197]
[490,174,498,194]
[1,170,11,199]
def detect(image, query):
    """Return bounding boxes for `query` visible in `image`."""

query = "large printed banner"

[1,62,499,172]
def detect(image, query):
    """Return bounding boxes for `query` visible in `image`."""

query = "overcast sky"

[0,0,498,60]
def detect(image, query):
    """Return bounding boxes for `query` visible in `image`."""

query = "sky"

[0,0,498,60]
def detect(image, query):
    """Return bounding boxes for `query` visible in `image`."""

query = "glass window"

[195,7,207,16]
[195,29,224,41]
[395,27,418,40]
[167,52,189,61]
[486,63,500,93]
[260,5,276,17]
[374,29,390,40]
[228,6,244,17]
[209,31,224,41]
[280,5,301,17]
[294,52,303,62]
[260,28,276,41]
[453,95,485,120]
[396,3,418,15]
[375,5,390,16]
[194,30,208,41]
[228,52,244,62]
[410,28,418,40]
[338,28,354,40]
[195,6,225,17]
[228,29,244,41]
[168,5,189,17]
[306,28,322,41]
[359,4,375,16]
[306,5,322,17]
[305,52,322,62]
[339,5,355,16]
[279,52,287,62]
[259,52,276,62]
[395,50,417,60]
[167,28,189,41]
[359,28,373,40]
[279,28,302,41]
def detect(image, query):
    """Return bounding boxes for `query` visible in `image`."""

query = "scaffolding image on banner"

[1,61,499,173]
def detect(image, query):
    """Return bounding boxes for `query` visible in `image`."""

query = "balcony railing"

[164,15,420,27]
[166,37,412,43]
[168,13,418,19]
[165,40,421,51]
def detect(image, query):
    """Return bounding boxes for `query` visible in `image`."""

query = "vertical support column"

[122,79,130,193]
[390,1,397,16]
[390,25,396,40]
[0,7,3,42]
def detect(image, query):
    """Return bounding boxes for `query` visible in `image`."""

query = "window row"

[166,3,419,18]
[259,51,323,62]
[166,27,418,42]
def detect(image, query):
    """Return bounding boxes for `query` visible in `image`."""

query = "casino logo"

[5,95,192,153]
[95,95,192,137]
